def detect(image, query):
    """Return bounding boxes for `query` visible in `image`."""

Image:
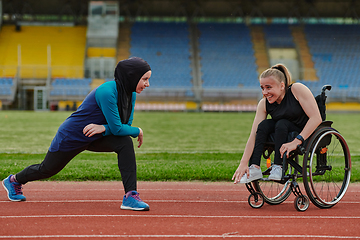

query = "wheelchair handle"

[321,85,332,94]
[320,85,331,100]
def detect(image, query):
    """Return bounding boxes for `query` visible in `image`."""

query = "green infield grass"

[0,111,359,182]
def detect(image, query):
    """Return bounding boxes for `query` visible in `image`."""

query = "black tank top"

[266,84,309,129]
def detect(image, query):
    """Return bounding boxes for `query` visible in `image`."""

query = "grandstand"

[0,25,86,78]
[198,23,258,88]
[130,22,192,90]
[300,24,360,101]
[263,24,295,48]
[0,0,359,111]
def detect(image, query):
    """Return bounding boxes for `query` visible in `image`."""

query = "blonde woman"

[232,64,322,184]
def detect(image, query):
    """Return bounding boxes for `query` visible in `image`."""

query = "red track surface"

[1,181,359,239]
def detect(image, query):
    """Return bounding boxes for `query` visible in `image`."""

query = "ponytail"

[260,64,292,90]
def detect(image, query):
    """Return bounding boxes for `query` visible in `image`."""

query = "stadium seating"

[262,24,295,48]
[301,24,360,99]
[0,78,13,96]
[0,25,86,79]
[197,23,258,89]
[2,19,359,109]
[129,22,192,89]
[50,78,91,97]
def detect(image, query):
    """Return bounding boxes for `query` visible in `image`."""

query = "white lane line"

[19,189,250,192]
[0,199,359,204]
[18,188,360,193]
[1,214,360,219]
[0,200,246,203]
[0,235,359,239]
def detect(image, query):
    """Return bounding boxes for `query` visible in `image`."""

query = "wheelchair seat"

[266,131,299,144]
[264,120,334,156]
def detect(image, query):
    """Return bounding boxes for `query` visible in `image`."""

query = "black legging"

[15,135,137,193]
[249,119,302,166]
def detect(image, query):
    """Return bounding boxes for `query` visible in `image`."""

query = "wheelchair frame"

[244,85,352,211]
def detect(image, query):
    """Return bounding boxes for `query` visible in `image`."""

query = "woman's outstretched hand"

[137,127,143,148]
[83,124,106,137]
[232,163,248,184]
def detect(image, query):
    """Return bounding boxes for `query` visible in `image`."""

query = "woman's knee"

[275,119,292,132]
[38,150,76,178]
[113,136,134,153]
[257,119,275,134]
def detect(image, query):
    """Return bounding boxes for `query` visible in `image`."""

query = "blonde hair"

[260,64,292,90]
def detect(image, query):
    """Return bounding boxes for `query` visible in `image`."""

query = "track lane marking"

[0,235,359,239]
[1,214,360,219]
[13,188,360,193]
[11,188,251,192]
[1,199,359,204]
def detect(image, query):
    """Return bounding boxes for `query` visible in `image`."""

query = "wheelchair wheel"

[252,153,294,205]
[248,192,264,209]
[302,127,351,209]
[294,195,310,212]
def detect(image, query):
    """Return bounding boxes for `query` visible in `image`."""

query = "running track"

[1,181,359,239]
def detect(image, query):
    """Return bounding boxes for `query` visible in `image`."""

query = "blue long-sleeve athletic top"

[49,81,140,152]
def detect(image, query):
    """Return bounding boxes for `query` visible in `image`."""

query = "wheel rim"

[248,193,264,208]
[295,196,309,211]
[255,180,292,203]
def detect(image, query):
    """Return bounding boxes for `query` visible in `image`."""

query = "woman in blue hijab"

[3,57,152,211]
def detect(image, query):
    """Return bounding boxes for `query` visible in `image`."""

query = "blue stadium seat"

[304,24,360,98]
[197,23,258,89]
[130,22,192,88]
[0,78,14,97]
[262,24,295,48]
[50,78,91,97]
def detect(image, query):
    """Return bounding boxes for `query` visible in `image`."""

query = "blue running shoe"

[2,175,26,202]
[121,191,149,211]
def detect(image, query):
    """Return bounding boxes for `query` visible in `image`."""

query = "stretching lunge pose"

[232,64,322,184]
[2,57,151,211]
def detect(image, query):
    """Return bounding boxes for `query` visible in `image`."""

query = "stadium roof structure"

[1,0,359,23]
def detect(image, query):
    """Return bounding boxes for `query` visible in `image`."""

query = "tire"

[248,192,264,209]
[294,195,310,212]
[302,127,351,209]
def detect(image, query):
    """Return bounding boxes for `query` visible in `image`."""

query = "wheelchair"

[245,85,351,211]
